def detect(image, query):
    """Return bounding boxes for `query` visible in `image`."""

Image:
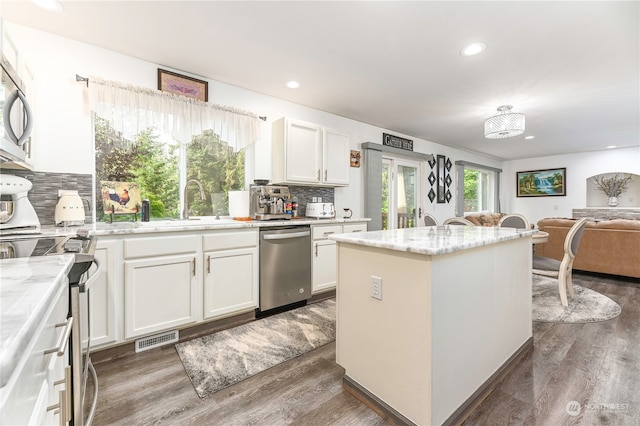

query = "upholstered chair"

[498,213,531,229]
[443,217,475,226]
[423,213,438,226]
[532,217,588,306]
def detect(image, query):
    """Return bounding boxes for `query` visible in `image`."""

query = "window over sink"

[94,117,246,221]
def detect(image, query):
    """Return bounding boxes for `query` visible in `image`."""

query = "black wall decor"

[428,155,452,204]
[427,156,437,203]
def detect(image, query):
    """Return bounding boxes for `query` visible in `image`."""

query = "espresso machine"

[250,185,292,220]
[0,174,41,235]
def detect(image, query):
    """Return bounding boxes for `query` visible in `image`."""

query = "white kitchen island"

[330,225,535,426]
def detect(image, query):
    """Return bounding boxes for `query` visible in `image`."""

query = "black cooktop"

[1,233,96,263]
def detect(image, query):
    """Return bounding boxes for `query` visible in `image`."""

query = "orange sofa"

[536,218,640,279]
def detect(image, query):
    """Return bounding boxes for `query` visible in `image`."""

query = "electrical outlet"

[371,276,382,300]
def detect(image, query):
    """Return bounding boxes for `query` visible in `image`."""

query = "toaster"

[305,203,335,219]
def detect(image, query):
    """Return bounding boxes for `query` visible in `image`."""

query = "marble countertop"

[1,217,370,240]
[88,217,370,237]
[329,225,536,256]
[0,255,73,388]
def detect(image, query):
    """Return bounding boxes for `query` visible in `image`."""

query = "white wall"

[11,23,636,225]
[502,146,640,225]
[6,22,503,221]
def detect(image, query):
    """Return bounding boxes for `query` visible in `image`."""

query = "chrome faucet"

[182,179,206,219]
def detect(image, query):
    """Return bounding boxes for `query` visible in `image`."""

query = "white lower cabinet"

[124,235,200,339]
[312,222,367,294]
[203,229,258,319]
[90,224,365,347]
[81,239,119,349]
[1,283,70,426]
[119,230,259,341]
[313,239,338,293]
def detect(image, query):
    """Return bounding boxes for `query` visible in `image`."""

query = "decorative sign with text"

[383,133,413,151]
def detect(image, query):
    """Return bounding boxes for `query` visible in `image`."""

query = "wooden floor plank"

[89,272,639,425]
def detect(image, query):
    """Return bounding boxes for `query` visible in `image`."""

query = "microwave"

[1,54,32,166]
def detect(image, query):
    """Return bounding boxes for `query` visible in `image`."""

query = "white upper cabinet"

[322,127,350,185]
[272,117,350,186]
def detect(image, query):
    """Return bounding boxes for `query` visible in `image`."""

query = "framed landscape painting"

[517,168,566,197]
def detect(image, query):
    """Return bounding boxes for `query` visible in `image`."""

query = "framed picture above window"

[158,68,208,102]
[517,168,566,197]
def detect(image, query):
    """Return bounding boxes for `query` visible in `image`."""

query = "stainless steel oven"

[0,233,99,426]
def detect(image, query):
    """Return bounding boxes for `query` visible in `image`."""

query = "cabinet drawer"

[202,230,258,251]
[124,235,199,259]
[312,225,343,240]
[343,223,367,233]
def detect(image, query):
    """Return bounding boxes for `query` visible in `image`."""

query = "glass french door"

[382,157,423,230]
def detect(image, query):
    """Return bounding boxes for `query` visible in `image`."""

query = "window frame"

[94,118,251,221]
[455,160,502,215]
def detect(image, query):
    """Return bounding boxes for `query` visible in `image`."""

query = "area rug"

[532,275,621,323]
[175,299,336,398]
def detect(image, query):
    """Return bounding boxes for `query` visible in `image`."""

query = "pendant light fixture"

[484,105,525,139]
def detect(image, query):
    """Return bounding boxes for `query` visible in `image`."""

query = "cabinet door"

[285,119,322,183]
[81,239,119,349]
[124,254,198,339]
[312,239,337,293]
[322,128,350,185]
[203,247,258,319]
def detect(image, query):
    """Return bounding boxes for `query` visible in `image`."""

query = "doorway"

[382,157,423,230]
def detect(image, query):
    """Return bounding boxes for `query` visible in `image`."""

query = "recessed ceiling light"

[32,0,63,12]
[460,42,486,57]
[285,81,300,89]
[606,145,617,149]
[524,135,535,140]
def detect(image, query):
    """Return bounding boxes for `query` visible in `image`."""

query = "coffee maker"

[250,185,292,220]
[0,174,41,235]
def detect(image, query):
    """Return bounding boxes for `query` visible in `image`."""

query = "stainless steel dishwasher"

[259,225,311,312]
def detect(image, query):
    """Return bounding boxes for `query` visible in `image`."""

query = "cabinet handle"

[324,169,327,180]
[207,255,211,274]
[192,258,196,276]
[323,231,335,236]
[46,388,67,426]
[352,229,363,232]
[64,366,72,422]
[315,243,318,257]
[45,316,73,356]
[317,169,321,181]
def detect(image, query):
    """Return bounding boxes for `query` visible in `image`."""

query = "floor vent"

[135,330,179,353]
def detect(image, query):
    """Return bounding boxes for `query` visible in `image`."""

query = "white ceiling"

[3,1,639,160]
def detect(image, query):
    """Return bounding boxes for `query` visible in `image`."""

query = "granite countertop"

[0,255,73,388]
[329,225,536,256]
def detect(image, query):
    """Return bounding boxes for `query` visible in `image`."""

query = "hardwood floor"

[463,273,640,426]
[88,330,387,425]
[89,272,639,425]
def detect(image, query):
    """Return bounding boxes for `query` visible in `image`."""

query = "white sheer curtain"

[88,76,261,150]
